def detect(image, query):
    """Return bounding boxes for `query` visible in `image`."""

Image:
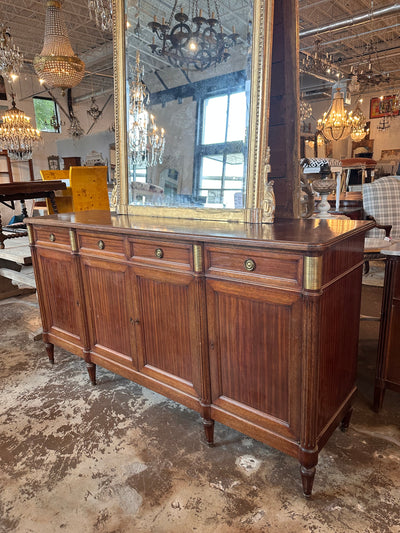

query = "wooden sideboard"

[374,244,400,411]
[25,212,373,497]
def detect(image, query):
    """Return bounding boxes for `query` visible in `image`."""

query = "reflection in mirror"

[125,0,253,209]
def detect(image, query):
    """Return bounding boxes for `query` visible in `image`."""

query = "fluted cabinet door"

[81,256,138,369]
[35,247,85,353]
[206,278,302,453]
[131,265,204,402]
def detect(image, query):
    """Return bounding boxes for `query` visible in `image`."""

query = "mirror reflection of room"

[125,0,253,209]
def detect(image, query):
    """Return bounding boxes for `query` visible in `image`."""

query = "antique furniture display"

[373,244,400,411]
[0,180,66,248]
[373,244,400,408]
[26,212,373,497]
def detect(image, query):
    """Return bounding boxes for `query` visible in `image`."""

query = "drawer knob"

[155,248,164,259]
[49,233,56,242]
[244,258,256,272]
[98,240,105,250]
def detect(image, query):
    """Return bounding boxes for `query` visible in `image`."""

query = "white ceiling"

[1,0,399,102]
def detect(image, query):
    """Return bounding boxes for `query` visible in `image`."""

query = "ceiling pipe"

[300,4,400,38]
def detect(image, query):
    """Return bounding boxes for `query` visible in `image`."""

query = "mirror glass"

[124,0,253,210]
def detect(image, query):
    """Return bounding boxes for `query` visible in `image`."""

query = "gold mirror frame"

[113,0,274,224]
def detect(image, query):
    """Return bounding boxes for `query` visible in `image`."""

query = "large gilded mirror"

[114,0,273,223]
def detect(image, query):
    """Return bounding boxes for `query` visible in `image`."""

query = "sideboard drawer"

[77,232,126,258]
[34,227,71,249]
[205,245,303,289]
[129,238,193,271]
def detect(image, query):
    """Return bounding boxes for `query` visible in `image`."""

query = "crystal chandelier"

[88,0,113,33]
[129,51,165,167]
[0,94,41,161]
[148,0,239,71]
[0,26,24,81]
[350,101,369,142]
[33,0,85,94]
[300,39,343,81]
[87,96,102,120]
[300,98,312,122]
[318,89,353,142]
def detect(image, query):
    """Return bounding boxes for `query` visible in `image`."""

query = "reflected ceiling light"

[88,0,113,33]
[129,51,165,167]
[148,1,239,71]
[0,94,41,161]
[318,89,353,142]
[33,0,85,94]
[300,98,312,122]
[350,102,369,141]
[0,25,23,81]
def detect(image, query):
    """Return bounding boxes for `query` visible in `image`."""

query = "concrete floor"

[0,285,399,533]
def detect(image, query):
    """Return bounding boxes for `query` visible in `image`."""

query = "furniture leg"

[299,447,318,498]
[373,382,386,412]
[340,407,353,432]
[0,212,4,249]
[45,342,54,364]
[86,362,97,385]
[202,418,215,446]
[48,192,59,214]
[20,199,28,219]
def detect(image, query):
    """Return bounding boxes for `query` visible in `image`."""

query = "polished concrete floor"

[0,285,399,533]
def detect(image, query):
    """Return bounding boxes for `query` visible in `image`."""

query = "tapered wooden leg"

[300,465,316,498]
[86,362,96,385]
[45,342,54,364]
[340,407,353,432]
[203,418,214,446]
[373,383,385,413]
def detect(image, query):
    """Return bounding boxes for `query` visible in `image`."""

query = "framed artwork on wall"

[48,155,60,170]
[370,96,399,119]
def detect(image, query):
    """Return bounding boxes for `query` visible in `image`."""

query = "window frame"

[32,96,61,133]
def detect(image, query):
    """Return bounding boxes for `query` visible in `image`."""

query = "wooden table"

[373,243,400,411]
[0,180,66,249]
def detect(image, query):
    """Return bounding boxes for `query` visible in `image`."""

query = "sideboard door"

[80,256,138,369]
[206,278,303,448]
[35,246,86,354]
[131,266,205,404]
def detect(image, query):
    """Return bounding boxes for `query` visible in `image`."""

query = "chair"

[362,176,400,272]
[40,169,73,214]
[40,166,109,213]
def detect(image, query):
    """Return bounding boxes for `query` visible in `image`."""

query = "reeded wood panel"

[207,279,301,424]
[134,273,195,384]
[36,247,82,343]
[317,267,363,431]
[82,257,136,366]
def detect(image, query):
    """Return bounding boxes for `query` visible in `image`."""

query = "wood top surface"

[25,211,374,252]
[0,181,66,196]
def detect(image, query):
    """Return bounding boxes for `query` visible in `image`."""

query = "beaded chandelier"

[33,0,85,93]
[0,26,24,81]
[318,89,353,142]
[0,95,41,161]
[129,51,165,167]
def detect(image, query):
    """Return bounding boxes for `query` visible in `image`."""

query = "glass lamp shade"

[33,0,85,91]
[318,89,353,142]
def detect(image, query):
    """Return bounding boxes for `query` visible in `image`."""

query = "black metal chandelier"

[148,0,239,71]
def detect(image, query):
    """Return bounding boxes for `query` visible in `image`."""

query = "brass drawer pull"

[155,248,164,259]
[98,240,105,250]
[244,258,256,272]
[49,233,56,242]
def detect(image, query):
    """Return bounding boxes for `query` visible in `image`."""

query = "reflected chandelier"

[0,26,24,81]
[318,89,353,142]
[0,94,41,161]
[350,101,369,142]
[129,51,165,167]
[88,0,113,33]
[148,0,239,71]
[33,0,85,93]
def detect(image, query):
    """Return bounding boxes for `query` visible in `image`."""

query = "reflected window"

[33,97,60,133]
[197,90,247,208]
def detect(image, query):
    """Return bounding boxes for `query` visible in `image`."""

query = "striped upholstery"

[363,177,400,240]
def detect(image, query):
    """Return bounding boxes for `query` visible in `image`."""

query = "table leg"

[48,192,59,214]
[0,212,5,249]
[20,199,28,219]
